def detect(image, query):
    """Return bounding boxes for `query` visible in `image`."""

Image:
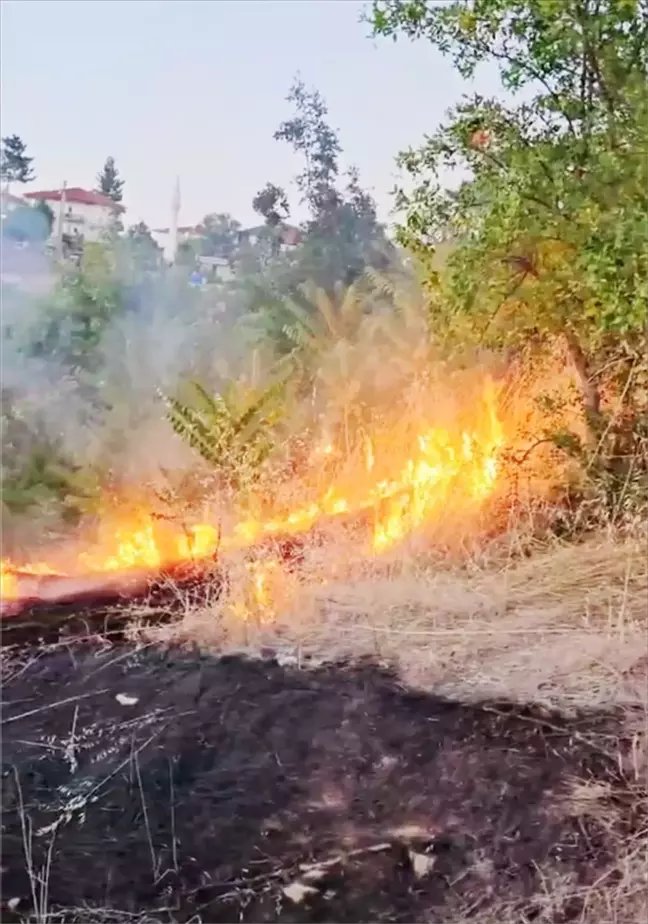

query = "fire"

[0,566,18,601]
[1,375,507,605]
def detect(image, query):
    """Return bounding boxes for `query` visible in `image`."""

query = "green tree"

[275,78,342,218]
[253,183,290,228]
[0,134,35,185]
[33,200,55,236]
[200,212,242,259]
[126,221,162,271]
[273,78,393,292]
[96,155,124,203]
[1,387,100,523]
[28,243,125,378]
[3,201,53,243]
[371,0,648,421]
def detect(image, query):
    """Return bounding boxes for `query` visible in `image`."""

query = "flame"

[1,376,507,604]
[0,565,19,601]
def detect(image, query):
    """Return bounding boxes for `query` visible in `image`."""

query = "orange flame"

[1,376,507,604]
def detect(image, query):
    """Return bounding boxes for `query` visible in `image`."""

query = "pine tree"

[96,156,124,203]
[0,135,35,185]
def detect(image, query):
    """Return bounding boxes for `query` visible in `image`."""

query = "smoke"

[1,230,257,555]
[0,194,421,566]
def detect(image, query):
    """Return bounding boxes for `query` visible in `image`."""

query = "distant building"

[239,224,303,250]
[23,187,125,243]
[152,223,207,248]
[153,222,302,259]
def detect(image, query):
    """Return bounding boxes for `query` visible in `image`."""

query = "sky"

[1,0,502,232]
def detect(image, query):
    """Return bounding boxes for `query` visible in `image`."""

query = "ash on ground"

[1,642,645,923]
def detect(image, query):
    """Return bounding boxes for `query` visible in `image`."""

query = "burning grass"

[1,342,588,618]
[1,305,645,921]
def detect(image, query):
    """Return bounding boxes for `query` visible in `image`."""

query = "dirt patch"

[1,641,645,923]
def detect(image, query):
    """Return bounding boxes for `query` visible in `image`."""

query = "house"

[152,222,303,256]
[238,224,302,250]
[23,187,125,243]
[151,224,206,248]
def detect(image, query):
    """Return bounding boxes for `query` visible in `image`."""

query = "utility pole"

[169,175,180,265]
[56,180,67,261]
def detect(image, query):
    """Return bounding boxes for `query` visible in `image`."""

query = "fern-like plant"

[164,376,286,493]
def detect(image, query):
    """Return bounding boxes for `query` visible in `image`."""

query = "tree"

[126,221,162,271]
[33,200,55,237]
[273,78,393,291]
[27,243,125,377]
[200,212,242,259]
[1,387,100,523]
[275,78,342,218]
[3,201,53,243]
[371,0,648,422]
[253,183,290,228]
[0,134,35,185]
[96,156,124,203]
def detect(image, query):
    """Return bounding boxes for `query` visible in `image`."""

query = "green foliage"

[96,155,124,203]
[275,78,343,216]
[27,243,125,377]
[2,202,53,243]
[0,134,35,184]
[125,221,162,272]
[199,213,242,259]
[1,389,100,521]
[372,0,648,412]
[269,77,394,292]
[253,183,290,228]
[33,200,55,236]
[164,377,287,492]
[245,280,374,374]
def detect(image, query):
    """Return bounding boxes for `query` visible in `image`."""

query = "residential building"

[152,223,207,249]
[238,224,302,250]
[23,187,125,243]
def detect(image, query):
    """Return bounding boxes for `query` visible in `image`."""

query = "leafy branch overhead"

[371,0,648,422]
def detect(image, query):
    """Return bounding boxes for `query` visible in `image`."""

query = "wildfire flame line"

[1,380,505,605]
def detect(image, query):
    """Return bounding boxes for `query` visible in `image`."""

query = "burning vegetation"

[1,3,647,922]
[0,352,577,619]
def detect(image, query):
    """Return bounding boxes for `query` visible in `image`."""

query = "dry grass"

[129,529,648,923]
[151,532,647,712]
[3,529,646,924]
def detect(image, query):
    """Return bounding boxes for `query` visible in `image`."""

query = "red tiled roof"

[24,187,125,212]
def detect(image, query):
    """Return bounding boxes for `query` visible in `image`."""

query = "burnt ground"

[1,632,646,924]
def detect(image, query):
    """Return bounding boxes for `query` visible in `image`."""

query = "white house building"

[23,186,124,243]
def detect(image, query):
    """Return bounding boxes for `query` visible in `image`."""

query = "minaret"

[168,175,181,264]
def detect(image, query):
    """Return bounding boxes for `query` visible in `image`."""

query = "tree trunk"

[564,330,601,417]
[563,330,603,456]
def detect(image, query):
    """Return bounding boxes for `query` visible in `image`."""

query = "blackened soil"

[0,562,224,648]
[1,642,644,923]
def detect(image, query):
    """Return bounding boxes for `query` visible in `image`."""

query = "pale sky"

[1,0,502,231]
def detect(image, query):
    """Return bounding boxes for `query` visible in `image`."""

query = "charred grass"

[1,534,646,923]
